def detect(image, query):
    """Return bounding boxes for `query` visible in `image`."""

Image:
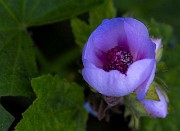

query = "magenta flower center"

[103,46,133,74]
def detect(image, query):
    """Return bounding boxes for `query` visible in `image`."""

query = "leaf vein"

[10,33,22,92]
[0,0,19,23]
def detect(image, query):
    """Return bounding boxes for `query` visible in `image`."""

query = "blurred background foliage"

[0,0,179,130]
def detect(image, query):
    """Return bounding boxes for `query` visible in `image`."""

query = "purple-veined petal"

[141,88,168,118]
[82,59,155,97]
[135,61,156,100]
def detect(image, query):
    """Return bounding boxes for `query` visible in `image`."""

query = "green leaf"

[0,0,104,28]
[145,82,160,101]
[24,0,104,26]
[89,0,116,29]
[15,74,87,131]
[0,31,37,96]
[0,105,14,131]
[71,0,116,49]
[71,18,91,49]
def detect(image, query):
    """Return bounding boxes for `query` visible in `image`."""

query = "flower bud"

[151,38,163,62]
[141,88,168,118]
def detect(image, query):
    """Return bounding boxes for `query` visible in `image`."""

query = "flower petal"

[123,18,156,60]
[135,61,156,100]
[141,89,168,118]
[82,59,155,97]
[82,18,127,68]
[82,18,156,68]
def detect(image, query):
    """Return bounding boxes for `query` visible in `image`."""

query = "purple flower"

[82,18,156,100]
[141,88,168,118]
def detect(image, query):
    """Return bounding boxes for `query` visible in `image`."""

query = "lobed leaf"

[0,0,104,129]
[0,0,104,29]
[0,31,37,96]
[15,74,87,131]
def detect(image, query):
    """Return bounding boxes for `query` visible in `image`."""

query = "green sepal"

[156,44,163,62]
[154,77,169,94]
[124,107,140,129]
[125,93,149,118]
[145,82,160,101]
